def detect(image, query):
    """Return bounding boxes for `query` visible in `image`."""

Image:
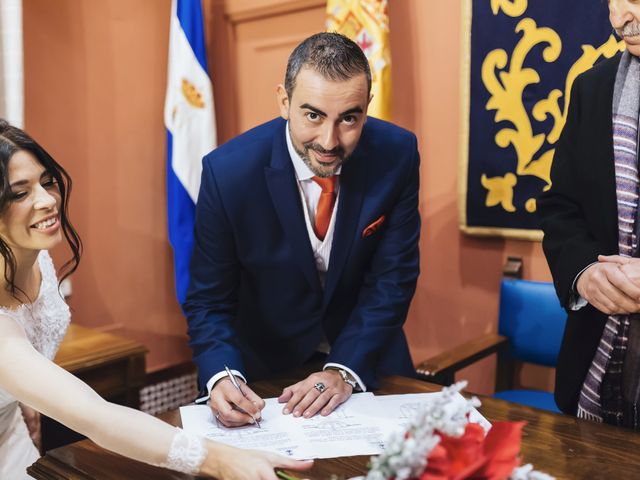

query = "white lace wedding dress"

[0,251,206,478]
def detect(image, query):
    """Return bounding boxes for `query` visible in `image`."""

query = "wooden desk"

[54,324,148,408]
[28,375,640,480]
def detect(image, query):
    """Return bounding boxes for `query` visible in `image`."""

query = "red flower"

[419,421,526,480]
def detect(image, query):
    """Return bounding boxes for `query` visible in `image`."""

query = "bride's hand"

[203,442,313,480]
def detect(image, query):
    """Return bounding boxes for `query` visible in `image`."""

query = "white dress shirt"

[205,124,365,395]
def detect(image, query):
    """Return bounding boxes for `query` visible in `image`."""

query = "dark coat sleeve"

[537,55,619,414]
[537,75,605,308]
[182,154,245,388]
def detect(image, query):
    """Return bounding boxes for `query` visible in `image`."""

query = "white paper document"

[180,391,490,460]
[372,392,492,432]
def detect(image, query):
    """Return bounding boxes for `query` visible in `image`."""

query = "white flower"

[510,464,555,480]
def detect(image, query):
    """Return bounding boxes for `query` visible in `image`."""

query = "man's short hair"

[284,32,372,99]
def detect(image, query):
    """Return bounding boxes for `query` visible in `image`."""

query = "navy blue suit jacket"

[183,117,420,389]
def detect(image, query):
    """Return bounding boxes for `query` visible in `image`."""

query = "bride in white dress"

[0,120,314,479]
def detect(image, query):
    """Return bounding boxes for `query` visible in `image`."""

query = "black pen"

[224,365,261,428]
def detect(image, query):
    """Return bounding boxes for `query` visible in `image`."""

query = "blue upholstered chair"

[415,278,567,413]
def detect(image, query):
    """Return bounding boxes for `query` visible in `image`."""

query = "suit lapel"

[323,147,366,305]
[264,121,322,293]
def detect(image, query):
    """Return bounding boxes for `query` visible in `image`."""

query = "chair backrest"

[498,278,567,367]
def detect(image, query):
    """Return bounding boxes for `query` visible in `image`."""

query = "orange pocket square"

[362,215,386,238]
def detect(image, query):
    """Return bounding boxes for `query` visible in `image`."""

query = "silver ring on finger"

[314,382,327,393]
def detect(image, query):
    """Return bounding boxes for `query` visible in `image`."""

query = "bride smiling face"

[0,120,82,300]
[0,150,63,253]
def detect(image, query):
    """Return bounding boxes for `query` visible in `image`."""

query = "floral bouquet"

[359,381,553,480]
[278,381,553,480]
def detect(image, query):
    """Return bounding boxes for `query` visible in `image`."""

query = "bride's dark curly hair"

[0,120,82,300]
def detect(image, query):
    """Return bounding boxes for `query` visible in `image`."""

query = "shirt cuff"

[323,362,366,392]
[569,262,597,311]
[569,295,588,311]
[205,369,247,396]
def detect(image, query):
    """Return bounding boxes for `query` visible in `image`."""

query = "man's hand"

[278,370,353,418]
[577,257,640,314]
[599,254,640,287]
[210,377,265,428]
[20,404,41,452]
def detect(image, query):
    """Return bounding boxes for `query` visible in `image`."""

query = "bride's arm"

[0,316,312,479]
[0,315,210,472]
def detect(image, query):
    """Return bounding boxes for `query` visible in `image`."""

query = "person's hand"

[209,377,265,427]
[278,370,353,418]
[577,258,640,314]
[20,404,41,452]
[203,442,314,480]
[599,254,640,287]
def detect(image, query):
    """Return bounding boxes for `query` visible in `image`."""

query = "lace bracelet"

[160,428,207,475]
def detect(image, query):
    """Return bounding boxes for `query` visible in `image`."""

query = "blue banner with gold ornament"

[460,0,623,240]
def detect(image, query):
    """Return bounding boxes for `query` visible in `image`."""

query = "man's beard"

[294,142,347,178]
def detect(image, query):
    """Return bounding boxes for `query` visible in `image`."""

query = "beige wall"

[23,0,553,391]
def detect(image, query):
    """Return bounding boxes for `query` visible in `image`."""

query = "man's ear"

[276,84,290,120]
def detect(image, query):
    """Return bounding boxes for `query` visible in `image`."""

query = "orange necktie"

[312,176,337,241]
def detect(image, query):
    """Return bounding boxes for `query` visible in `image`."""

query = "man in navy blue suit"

[183,32,421,427]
